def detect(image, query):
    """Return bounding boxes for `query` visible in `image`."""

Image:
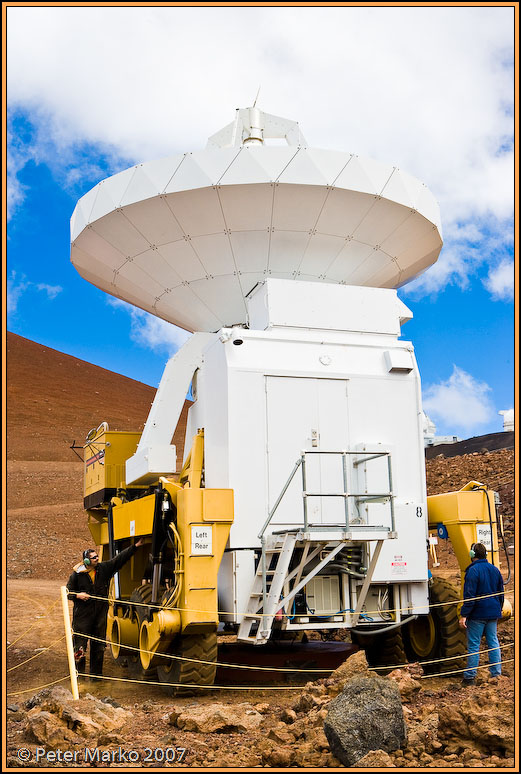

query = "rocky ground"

[6,333,517,769]
[5,632,516,768]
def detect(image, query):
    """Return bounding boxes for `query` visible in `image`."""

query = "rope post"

[60,586,79,700]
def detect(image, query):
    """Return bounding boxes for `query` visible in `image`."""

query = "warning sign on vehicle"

[391,555,407,576]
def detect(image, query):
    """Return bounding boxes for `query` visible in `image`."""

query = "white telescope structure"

[71,108,445,646]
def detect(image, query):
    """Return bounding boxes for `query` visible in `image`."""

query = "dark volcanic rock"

[324,676,406,766]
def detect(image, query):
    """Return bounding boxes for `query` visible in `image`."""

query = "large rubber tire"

[126,584,157,681]
[351,628,407,675]
[157,631,218,695]
[402,576,466,675]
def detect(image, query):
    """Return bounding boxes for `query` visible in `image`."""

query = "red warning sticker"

[391,556,407,575]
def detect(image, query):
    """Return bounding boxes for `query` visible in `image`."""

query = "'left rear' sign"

[191,525,213,555]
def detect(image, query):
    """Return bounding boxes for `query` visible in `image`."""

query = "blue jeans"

[464,618,501,679]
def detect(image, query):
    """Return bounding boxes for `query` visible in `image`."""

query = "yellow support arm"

[427,480,501,584]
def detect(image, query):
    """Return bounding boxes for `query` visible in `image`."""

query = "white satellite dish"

[71,107,442,332]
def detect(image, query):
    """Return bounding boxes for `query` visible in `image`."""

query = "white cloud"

[422,366,495,435]
[7,8,513,199]
[7,124,32,221]
[7,108,126,216]
[483,259,514,301]
[129,311,191,355]
[36,283,63,299]
[6,6,514,295]
[7,271,30,315]
[7,273,64,318]
[404,219,514,296]
[107,297,190,355]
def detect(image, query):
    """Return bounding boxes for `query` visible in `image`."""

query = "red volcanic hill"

[6,332,191,579]
[6,331,191,463]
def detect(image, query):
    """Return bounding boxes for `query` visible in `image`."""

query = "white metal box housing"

[183,280,430,621]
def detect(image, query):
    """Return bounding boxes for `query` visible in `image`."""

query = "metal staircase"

[237,449,397,644]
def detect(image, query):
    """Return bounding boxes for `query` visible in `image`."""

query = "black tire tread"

[157,631,218,695]
[352,628,407,676]
[403,576,466,674]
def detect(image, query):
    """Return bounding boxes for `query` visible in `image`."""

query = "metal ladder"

[237,532,298,644]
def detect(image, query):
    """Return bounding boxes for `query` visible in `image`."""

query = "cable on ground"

[78,673,307,691]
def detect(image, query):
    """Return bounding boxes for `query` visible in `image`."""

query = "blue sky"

[6,6,515,439]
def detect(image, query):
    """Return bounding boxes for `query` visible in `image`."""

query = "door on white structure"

[265,376,350,528]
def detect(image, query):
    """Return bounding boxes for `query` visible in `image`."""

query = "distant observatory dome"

[498,409,514,432]
[70,107,443,333]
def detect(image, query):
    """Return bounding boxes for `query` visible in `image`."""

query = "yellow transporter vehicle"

[83,420,510,689]
[84,425,233,691]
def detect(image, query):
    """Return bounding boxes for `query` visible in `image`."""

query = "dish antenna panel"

[71,107,442,333]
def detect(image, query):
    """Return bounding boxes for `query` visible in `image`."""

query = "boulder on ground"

[23,686,132,749]
[281,708,297,724]
[293,691,328,713]
[26,709,85,748]
[324,676,406,767]
[170,702,263,733]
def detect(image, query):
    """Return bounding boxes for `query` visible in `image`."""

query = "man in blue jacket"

[459,542,504,686]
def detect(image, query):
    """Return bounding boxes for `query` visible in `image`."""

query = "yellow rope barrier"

[6,676,71,697]
[83,673,304,691]
[429,589,513,611]
[7,586,512,684]
[367,642,514,672]
[6,599,60,648]
[67,587,514,620]
[72,631,333,673]
[76,631,514,675]
[6,656,515,698]
[7,635,67,673]
[420,658,515,680]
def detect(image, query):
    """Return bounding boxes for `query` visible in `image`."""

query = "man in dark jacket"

[67,539,143,679]
[459,542,504,686]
